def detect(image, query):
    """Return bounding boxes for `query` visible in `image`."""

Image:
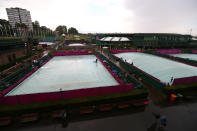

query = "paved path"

[2,100,197,131]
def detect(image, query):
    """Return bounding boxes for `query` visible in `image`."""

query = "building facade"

[0,38,35,66]
[95,33,194,48]
[6,7,33,30]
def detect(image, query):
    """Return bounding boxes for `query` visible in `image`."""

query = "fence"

[156,49,181,54]
[54,51,92,56]
[38,36,61,42]
[192,50,197,54]
[0,84,133,106]
[172,76,197,85]
[110,49,137,54]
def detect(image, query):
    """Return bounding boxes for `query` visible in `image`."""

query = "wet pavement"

[2,99,197,131]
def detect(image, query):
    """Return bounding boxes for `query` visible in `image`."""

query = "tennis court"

[115,52,197,84]
[170,53,197,61]
[7,55,119,96]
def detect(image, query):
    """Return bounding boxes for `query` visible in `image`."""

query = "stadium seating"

[0,54,52,92]
[96,52,144,89]
[118,59,165,91]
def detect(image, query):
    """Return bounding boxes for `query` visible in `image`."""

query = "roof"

[67,43,86,46]
[96,33,191,37]
[100,37,130,42]
[133,33,191,36]
[192,37,197,40]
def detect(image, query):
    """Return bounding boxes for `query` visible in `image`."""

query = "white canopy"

[100,37,130,41]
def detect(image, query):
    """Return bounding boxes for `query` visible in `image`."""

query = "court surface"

[7,55,119,96]
[170,53,197,61]
[115,52,197,84]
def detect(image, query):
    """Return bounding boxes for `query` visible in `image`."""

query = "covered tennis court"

[170,53,197,61]
[115,52,197,84]
[7,55,119,96]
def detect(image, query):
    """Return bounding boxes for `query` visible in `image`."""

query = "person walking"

[160,115,167,127]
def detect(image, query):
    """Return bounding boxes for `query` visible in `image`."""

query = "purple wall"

[172,76,197,86]
[110,49,137,54]
[0,84,133,106]
[156,49,181,54]
[54,51,91,56]
[192,50,197,54]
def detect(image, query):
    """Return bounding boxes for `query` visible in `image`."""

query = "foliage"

[32,21,54,37]
[0,19,54,38]
[15,23,27,29]
[0,19,9,26]
[32,22,39,29]
[32,20,40,29]
[68,27,78,34]
[55,25,67,36]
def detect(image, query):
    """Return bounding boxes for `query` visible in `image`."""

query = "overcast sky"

[0,0,197,35]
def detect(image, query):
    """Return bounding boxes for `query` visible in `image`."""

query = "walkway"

[2,100,197,131]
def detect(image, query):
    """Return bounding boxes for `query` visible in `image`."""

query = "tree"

[0,19,9,26]
[15,23,27,29]
[55,25,67,35]
[35,20,40,27]
[68,27,78,34]
[32,20,40,29]
[40,26,47,30]
[0,19,14,37]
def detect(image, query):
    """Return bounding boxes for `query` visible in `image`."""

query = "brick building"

[0,38,31,65]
